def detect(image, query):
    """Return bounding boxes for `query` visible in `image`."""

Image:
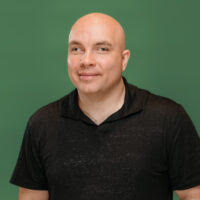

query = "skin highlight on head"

[69,13,126,51]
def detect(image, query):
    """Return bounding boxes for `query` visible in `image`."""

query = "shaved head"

[68,12,126,50]
[67,12,130,96]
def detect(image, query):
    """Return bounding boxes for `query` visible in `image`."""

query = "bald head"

[67,12,131,95]
[68,12,126,50]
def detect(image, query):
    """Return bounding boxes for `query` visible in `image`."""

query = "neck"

[77,78,126,124]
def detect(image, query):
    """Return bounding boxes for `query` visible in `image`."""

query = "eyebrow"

[68,40,81,46]
[68,40,113,47]
[95,41,113,47]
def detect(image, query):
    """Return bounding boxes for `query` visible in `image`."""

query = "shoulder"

[135,86,184,119]
[27,91,73,127]
[135,87,193,139]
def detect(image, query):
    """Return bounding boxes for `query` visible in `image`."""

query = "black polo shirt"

[10,76,200,200]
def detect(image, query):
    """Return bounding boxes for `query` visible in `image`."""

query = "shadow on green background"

[1,0,199,199]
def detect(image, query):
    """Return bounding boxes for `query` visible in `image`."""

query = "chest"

[41,117,167,191]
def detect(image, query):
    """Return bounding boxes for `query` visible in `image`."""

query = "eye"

[98,47,109,52]
[70,46,84,54]
[71,47,81,52]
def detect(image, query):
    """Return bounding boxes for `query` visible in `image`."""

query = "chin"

[75,81,101,94]
[78,87,100,94]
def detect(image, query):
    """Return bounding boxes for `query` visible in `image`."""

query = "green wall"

[1,0,199,199]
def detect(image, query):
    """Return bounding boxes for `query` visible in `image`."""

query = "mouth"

[79,73,99,76]
[79,73,100,80]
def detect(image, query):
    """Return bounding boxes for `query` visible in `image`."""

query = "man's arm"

[175,185,200,200]
[19,187,49,200]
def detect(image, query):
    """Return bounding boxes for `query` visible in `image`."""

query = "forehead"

[68,22,119,46]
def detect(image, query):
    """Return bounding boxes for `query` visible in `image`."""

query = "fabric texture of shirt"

[10,76,200,200]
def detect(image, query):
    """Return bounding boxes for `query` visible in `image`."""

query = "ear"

[121,49,130,72]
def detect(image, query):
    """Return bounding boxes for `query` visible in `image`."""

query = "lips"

[79,72,100,80]
[79,73,99,76]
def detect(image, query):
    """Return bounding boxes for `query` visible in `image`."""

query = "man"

[10,12,200,200]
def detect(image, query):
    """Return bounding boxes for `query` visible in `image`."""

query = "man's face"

[67,18,129,95]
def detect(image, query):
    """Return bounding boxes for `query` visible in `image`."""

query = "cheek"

[97,54,122,72]
[67,56,80,71]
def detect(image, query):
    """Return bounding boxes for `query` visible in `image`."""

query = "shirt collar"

[60,76,148,125]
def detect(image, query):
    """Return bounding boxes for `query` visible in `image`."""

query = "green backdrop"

[1,0,199,199]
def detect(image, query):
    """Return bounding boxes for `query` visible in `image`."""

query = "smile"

[79,74,100,80]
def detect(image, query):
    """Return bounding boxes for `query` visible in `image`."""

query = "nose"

[80,50,95,67]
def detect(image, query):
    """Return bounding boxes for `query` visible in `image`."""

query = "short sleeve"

[9,119,48,190]
[167,104,200,190]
